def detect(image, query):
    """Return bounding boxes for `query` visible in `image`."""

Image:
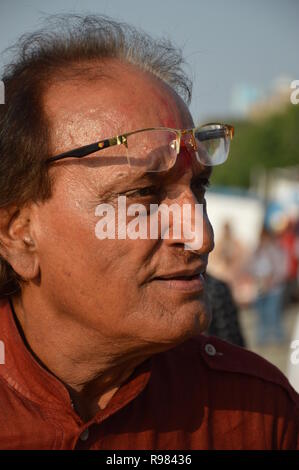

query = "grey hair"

[0,14,192,298]
[2,14,192,104]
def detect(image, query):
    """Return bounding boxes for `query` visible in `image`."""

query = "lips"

[152,268,206,292]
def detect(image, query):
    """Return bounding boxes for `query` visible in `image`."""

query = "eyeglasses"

[46,123,234,172]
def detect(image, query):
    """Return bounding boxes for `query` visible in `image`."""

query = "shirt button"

[79,428,90,441]
[205,343,217,356]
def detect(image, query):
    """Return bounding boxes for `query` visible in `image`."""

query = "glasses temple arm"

[46,138,119,163]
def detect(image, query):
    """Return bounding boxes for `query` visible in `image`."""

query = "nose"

[162,186,214,255]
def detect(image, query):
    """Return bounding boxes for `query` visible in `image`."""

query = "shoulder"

[158,334,299,406]
[149,336,299,449]
[196,335,290,385]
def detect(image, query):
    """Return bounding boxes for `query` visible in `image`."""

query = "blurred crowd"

[207,217,299,346]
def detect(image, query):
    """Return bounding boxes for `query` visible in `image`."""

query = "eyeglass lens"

[125,125,231,172]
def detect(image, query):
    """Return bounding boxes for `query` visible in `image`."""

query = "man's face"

[32,61,214,354]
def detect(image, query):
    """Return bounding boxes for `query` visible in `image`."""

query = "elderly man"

[0,15,298,450]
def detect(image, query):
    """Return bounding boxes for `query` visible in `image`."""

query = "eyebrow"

[97,170,157,200]
[123,163,213,187]
[98,160,213,201]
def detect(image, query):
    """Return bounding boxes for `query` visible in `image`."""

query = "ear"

[0,205,40,281]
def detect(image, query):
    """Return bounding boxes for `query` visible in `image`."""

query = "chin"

[126,293,211,350]
[176,295,211,331]
[157,304,211,347]
[182,309,210,339]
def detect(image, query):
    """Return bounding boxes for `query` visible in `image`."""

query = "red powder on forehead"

[144,77,189,129]
[158,96,191,129]
[156,97,180,128]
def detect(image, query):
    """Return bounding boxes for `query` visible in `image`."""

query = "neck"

[10,292,150,422]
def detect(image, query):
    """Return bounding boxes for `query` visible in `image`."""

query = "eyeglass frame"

[45,123,234,165]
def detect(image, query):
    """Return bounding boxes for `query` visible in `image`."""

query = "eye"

[126,186,160,199]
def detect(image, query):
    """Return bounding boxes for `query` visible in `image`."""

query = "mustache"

[171,248,209,264]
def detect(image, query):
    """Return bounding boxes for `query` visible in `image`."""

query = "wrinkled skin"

[2,61,214,419]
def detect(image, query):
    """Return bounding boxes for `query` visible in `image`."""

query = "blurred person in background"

[209,221,246,296]
[279,218,299,304]
[249,227,288,345]
[206,273,246,347]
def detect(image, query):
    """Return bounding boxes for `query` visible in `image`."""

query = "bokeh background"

[1,0,299,388]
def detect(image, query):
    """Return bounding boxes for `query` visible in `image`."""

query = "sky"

[0,0,298,121]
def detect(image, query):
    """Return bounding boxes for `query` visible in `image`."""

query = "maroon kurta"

[0,298,298,450]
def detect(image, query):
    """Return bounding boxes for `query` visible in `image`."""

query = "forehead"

[44,60,193,151]
[44,60,196,190]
